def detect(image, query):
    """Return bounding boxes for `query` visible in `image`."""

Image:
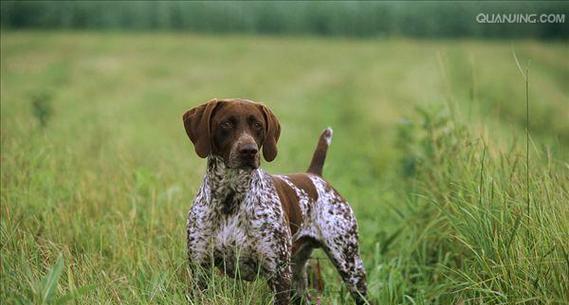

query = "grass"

[1,32,568,305]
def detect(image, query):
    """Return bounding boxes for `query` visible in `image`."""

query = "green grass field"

[1,32,568,305]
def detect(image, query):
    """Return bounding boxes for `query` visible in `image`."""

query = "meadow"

[1,32,568,305]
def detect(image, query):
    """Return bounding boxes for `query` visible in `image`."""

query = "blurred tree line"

[1,1,567,39]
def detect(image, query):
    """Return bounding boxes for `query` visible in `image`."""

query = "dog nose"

[239,144,258,157]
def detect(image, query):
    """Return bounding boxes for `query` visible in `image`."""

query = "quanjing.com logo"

[476,13,566,24]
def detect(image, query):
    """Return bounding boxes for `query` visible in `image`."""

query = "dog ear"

[183,99,220,158]
[259,104,281,162]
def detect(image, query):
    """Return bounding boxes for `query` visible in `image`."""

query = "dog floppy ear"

[259,104,281,162]
[183,99,220,158]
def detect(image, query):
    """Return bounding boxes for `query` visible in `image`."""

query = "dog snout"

[238,143,258,157]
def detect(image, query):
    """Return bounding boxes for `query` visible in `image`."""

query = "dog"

[184,98,368,305]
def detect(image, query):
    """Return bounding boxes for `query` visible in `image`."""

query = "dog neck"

[206,155,257,214]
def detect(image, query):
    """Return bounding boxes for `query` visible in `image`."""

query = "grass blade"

[41,254,64,305]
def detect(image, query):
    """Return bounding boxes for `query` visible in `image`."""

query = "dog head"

[183,98,280,170]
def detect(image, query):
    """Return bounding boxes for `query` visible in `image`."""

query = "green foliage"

[395,106,568,304]
[31,90,53,127]
[1,1,568,39]
[1,32,568,304]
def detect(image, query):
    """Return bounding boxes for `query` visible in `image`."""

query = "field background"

[1,31,568,304]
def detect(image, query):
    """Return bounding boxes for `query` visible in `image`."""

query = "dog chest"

[214,215,249,249]
[213,215,263,280]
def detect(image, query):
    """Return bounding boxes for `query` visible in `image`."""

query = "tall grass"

[387,105,568,304]
[1,32,568,304]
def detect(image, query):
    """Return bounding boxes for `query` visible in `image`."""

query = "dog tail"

[307,127,333,176]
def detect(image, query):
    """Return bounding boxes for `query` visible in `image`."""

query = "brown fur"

[183,99,220,158]
[271,173,318,239]
[183,98,281,168]
[307,128,332,176]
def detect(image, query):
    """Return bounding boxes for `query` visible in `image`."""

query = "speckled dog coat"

[184,99,368,305]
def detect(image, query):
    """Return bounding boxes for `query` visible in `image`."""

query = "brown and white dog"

[183,98,368,305]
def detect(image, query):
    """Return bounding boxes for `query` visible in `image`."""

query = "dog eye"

[221,121,233,129]
[253,122,263,130]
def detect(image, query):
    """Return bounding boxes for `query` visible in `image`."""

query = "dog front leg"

[188,259,214,293]
[262,233,293,305]
[268,264,292,305]
[187,218,214,298]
